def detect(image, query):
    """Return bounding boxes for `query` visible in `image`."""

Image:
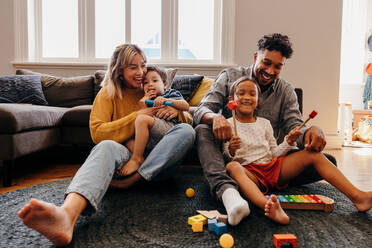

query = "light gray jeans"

[195,124,238,201]
[65,123,195,214]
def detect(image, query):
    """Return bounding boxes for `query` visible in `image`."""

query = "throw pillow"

[16,69,95,107]
[188,77,214,106]
[171,75,204,101]
[165,68,178,89]
[0,75,48,105]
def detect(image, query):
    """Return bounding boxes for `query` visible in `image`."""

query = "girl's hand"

[286,126,303,146]
[153,96,167,107]
[155,106,178,120]
[228,136,241,157]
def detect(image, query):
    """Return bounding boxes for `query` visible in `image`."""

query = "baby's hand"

[228,136,241,157]
[153,96,167,107]
[286,126,303,146]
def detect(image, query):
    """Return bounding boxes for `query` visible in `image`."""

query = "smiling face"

[122,54,147,89]
[234,80,259,117]
[143,71,167,96]
[253,49,286,86]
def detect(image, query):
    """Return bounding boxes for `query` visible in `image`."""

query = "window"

[16,0,235,64]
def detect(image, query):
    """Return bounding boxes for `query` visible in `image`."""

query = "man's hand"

[228,136,241,157]
[212,114,232,141]
[304,126,326,152]
[155,106,178,120]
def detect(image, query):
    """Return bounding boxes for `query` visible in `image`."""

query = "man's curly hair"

[257,33,293,59]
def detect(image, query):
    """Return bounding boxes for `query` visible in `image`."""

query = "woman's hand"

[212,114,232,141]
[155,106,178,120]
[286,126,303,146]
[228,136,241,157]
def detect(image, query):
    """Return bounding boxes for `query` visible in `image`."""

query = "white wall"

[235,0,342,135]
[0,0,14,75]
[0,0,343,135]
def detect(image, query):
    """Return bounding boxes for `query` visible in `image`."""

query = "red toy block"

[273,234,297,248]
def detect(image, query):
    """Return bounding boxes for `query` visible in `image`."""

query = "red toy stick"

[227,97,238,136]
[299,110,318,129]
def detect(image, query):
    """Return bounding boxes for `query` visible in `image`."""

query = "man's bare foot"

[264,195,290,225]
[352,191,372,212]
[118,157,144,176]
[17,199,74,246]
[110,172,143,189]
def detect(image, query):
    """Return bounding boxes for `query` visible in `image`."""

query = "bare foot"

[17,199,74,246]
[352,191,372,212]
[110,172,142,189]
[118,157,144,176]
[264,195,290,225]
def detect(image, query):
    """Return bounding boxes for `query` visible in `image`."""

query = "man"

[193,33,336,226]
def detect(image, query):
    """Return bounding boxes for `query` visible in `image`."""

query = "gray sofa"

[0,69,106,186]
[0,69,303,187]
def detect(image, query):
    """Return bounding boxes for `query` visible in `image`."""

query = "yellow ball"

[219,233,234,248]
[185,188,195,198]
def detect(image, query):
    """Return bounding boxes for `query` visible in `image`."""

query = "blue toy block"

[213,222,227,235]
[208,219,217,232]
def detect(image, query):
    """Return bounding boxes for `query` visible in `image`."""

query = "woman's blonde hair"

[103,44,147,99]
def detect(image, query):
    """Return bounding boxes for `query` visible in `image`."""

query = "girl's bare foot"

[118,157,144,176]
[110,172,142,189]
[264,195,290,225]
[352,191,372,212]
[17,199,74,246]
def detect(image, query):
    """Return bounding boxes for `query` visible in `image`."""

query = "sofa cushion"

[188,76,214,106]
[0,75,48,106]
[62,105,92,126]
[16,69,95,107]
[171,75,204,101]
[0,103,68,134]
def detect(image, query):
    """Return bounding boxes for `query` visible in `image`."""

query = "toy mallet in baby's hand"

[227,97,238,136]
[298,110,318,129]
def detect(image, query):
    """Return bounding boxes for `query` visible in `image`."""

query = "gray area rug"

[1,167,372,248]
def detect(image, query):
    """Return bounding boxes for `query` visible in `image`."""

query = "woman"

[17,44,195,246]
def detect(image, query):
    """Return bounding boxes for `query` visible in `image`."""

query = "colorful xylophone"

[265,194,334,212]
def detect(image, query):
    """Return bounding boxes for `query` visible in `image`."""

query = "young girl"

[224,76,372,225]
[17,44,195,246]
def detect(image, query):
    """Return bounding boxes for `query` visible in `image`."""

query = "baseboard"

[325,134,344,149]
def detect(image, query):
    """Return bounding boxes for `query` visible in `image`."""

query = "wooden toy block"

[265,194,334,212]
[217,214,228,224]
[188,214,208,225]
[208,219,217,232]
[192,222,203,232]
[197,210,221,219]
[213,222,227,235]
[273,234,297,248]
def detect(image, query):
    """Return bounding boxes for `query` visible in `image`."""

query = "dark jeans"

[195,124,338,200]
[286,148,337,186]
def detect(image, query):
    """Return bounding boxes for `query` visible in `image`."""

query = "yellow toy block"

[191,222,203,232]
[188,214,207,225]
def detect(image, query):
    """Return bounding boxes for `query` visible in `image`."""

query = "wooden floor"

[1,146,372,194]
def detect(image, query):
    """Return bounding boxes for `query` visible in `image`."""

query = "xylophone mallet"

[298,110,318,129]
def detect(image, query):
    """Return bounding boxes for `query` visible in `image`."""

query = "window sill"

[12,61,237,71]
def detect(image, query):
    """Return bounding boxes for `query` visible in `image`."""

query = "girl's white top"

[223,117,295,165]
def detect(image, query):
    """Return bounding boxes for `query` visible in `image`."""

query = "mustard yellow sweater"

[90,87,144,144]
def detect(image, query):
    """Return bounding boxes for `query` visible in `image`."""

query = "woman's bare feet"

[264,195,290,225]
[118,157,144,176]
[110,172,143,189]
[352,191,372,212]
[17,199,74,246]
